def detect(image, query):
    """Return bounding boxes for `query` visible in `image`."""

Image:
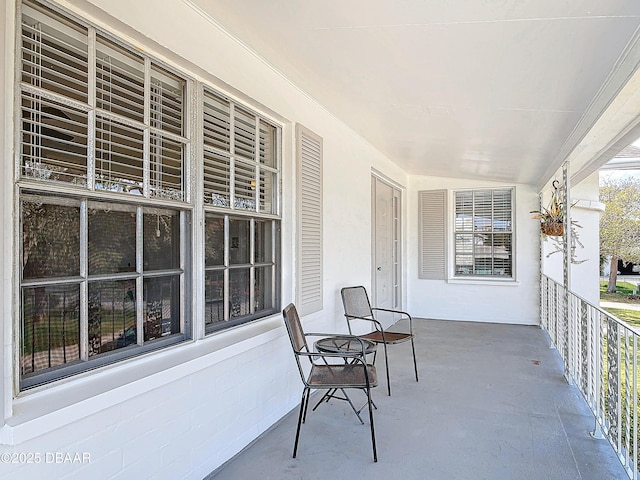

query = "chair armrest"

[371,307,412,319]
[304,332,352,338]
[344,314,385,332]
[370,308,414,333]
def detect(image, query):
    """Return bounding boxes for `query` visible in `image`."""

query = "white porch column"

[563,161,572,382]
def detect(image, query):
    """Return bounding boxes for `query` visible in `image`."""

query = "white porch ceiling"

[190,0,640,186]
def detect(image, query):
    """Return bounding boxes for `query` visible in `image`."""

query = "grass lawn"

[601,307,640,329]
[600,281,640,304]
[600,281,640,328]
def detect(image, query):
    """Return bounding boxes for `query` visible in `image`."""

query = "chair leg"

[293,388,309,458]
[366,385,377,462]
[302,387,312,423]
[411,336,419,382]
[311,388,335,413]
[382,341,391,396]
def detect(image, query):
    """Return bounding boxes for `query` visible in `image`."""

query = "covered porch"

[3,1,640,479]
[207,318,626,480]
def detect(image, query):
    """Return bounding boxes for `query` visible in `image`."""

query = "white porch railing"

[541,274,639,479]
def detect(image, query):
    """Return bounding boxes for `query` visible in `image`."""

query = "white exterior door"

[372,176,401,310]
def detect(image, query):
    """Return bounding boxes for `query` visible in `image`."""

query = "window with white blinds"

[202,89,278,214]
[418,190,447,280]
[15,0,282,387]
[20,1,187,199]
[17,0,190,390]
[96,36,144,123]
[296,125,323,315]
[202,88,281,333]
[454,188,513,277]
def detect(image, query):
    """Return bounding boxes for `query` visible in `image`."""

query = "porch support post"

[563,161,572,382]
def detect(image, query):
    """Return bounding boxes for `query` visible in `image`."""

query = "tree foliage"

[600,175,640,291]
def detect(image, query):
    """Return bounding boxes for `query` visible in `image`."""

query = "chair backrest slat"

[341,286,374,318]
[283,303,307,353]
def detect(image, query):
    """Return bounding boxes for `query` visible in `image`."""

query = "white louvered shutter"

[296,125,323,315]
[418,190,447,279]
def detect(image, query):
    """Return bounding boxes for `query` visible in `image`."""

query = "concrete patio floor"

[206,318,628,480]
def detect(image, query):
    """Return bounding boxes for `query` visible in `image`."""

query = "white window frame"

[451,187,515,281]
[17,0,194,390]
[14,0,283,391]
[202,87,281,334]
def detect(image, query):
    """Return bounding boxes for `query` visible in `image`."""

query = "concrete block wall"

[1,330,298,479]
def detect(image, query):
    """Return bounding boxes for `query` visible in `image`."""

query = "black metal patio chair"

[341,286,418,395]
[282,303,378,462]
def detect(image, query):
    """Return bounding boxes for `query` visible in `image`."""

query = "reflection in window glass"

[454,233,473,276]
[255,220,272,263]
[205,215,225,266]
[490,233,512,276]
[255,266,272,312]
[88,280,137,356]
[229,268,250,318]
[21,284,80,376]
[89,204,136,275]
[205,270,225,325]
[143,210,180,271]
[143,276,180,341]
[22,199,80,279]
[203,213,279,330]
[229,218,250,264]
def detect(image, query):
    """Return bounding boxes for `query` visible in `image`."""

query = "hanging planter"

[540,221,564,237]
[532,179,585,264]
[531,180,565,237]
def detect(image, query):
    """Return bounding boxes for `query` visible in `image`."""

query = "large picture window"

[18,0,190,389]
[454,188,513,278]
[16,0,282,387]
[21,195,186,388]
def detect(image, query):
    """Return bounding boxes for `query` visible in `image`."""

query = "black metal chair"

[341,286,418,396]
[282,303,378,462]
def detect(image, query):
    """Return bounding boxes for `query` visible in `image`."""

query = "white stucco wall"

[407,176,541,325]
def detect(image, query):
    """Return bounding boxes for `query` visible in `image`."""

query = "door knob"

[377,266,382,271]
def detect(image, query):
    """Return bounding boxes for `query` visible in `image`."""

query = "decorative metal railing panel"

[541,274,639,479]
